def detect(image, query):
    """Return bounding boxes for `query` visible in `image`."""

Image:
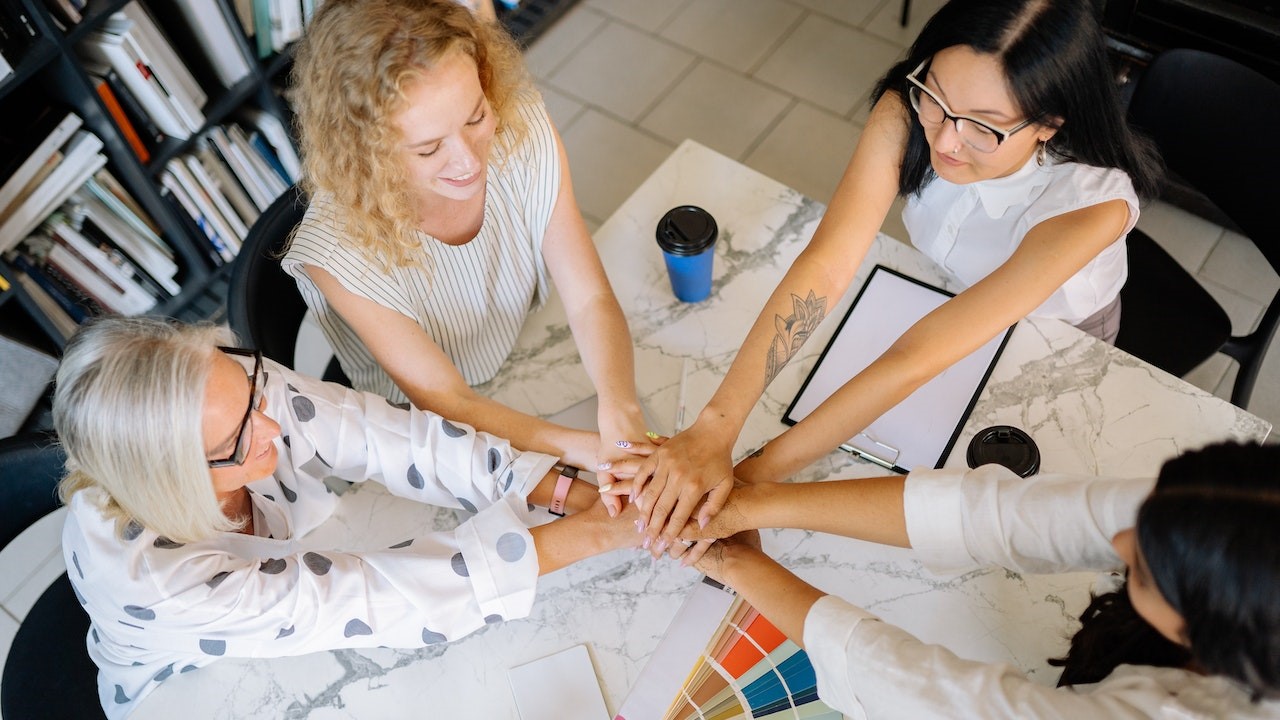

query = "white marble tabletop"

[132,141,1271,720]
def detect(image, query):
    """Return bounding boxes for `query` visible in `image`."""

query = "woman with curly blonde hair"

[284,0,645,509]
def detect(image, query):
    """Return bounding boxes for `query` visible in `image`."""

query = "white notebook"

[784,266,1012,472]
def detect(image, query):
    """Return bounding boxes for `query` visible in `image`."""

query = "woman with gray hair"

[54,316,639,719]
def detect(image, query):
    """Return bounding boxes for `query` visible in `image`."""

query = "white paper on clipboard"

[783,266,1012,472]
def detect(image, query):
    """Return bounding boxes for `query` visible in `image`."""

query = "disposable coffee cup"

[656,205,718,303]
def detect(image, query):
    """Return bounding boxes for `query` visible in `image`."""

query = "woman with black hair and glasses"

[622,0,1165,554]
[52,317,642,719]
[673,442,1280,718]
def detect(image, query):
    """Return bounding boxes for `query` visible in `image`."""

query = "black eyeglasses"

[905,59,1037,153]
[207,347,268,468]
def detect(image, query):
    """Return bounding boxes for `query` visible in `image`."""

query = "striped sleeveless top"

[282,93,558,403]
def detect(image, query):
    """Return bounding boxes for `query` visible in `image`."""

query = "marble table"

[132,141,1271,719]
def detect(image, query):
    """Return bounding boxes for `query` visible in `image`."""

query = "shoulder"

[1041,161,1138,206]
[496,89,558,166]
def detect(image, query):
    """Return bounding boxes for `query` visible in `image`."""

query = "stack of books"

[231,0,321,59]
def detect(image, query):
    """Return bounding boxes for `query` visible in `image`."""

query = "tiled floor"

[3,0,1277,703]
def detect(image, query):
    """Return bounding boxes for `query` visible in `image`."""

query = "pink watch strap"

[549,465,578,516]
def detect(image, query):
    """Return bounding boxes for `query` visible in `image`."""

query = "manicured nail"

[637,518,646,533]
[699,516,708,529]
[655,539,669,554]
[607,505,618,518]
[597,461,613,470]
[646,431,660,440]
[598,482,613,493]
[615,440,631,448]
[642,536,652,550]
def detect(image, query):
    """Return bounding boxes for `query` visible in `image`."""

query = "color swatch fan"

[617,578,841,720]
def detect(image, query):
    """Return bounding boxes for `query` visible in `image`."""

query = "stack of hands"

[588,432,764,584]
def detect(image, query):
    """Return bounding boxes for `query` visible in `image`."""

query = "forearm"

[564,291,644,425]
[737,478,910,548]
[716,544,825,645]
[526,467,599,514]
[530,501,636,574]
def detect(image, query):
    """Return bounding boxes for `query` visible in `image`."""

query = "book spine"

[91,76,151,163]
[101,67,166,150]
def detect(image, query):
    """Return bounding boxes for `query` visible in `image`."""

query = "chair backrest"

[0,430,65,552]
[1127,49,1280,272]
[227,187,309,368]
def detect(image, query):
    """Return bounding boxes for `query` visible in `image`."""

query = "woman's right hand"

[629,418,738,553]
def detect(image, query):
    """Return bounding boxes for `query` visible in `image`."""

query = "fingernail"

[597,461,613,470]
[607,505,617,518]
[637,519,646,533]
[655,539,669,553]
[642,536,652,550]
[598,482,613,493]
[699,516,708,529]
[615,440,631,448]
[645,431,659,440]
[682,556,693,567]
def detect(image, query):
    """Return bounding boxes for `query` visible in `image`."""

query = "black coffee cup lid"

[656,206,718,256]
[966,425,1040,477]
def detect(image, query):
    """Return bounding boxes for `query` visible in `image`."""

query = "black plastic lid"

[966,425,1040,477]
[656,206,718,256]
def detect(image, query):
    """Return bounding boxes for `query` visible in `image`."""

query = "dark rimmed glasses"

[207,347,268,468]
[905,59,1037,153]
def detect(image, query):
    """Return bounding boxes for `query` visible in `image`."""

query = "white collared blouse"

[903,156,1140,325]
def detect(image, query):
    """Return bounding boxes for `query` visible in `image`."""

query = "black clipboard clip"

[839,432,909,474]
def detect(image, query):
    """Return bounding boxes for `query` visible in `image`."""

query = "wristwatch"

[548,463,579,517]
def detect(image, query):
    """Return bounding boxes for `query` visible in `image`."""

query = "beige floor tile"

[863,0,948,46]
[754,14,902,116]
[536,83,587,132]
[549,21,696,122]
[744,101,861,204]
[584,0,688,32]
[3,551,64,622]
[786,0,884,28]
[1199,277,1264,335]
[524,6,608,80]
[561,109,675,221]
[661,0,803,72]
[639,61,791,161]
[1133,200,1222,273]
[1200,229,1279,307]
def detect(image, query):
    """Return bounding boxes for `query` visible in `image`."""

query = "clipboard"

[782,266,1013,473]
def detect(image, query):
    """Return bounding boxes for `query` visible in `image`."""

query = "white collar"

[972,153,1053,219]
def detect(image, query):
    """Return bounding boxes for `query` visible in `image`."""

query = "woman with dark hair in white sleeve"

[672,443,1280,718]
[53,317,640,718]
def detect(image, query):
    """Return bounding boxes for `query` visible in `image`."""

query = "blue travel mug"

[656,205,718,302]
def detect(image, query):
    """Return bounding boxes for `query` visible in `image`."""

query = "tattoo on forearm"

[763,290,827,387]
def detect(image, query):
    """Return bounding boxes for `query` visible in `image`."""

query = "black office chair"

[0,431,105,720]
[227,187,350,385]
[1115,49,1280,408]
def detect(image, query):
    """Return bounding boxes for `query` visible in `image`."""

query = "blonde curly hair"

[292,0,531,270]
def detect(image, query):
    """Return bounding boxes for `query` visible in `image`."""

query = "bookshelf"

[0,0,303,434]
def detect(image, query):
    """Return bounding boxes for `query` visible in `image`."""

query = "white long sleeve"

[802,466,1280,719]
[63,361,557,719]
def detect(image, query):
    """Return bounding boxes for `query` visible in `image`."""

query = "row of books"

[3,170,178,338]
[160,118,293,266]
[231,0,320,59]
[79,3,208,144]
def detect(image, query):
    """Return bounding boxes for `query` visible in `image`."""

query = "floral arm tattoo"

[763,290,827,387]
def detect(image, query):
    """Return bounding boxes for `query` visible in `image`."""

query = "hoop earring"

[1036,140,1048,166]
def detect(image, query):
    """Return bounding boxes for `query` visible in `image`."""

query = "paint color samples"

[616,578,840,720]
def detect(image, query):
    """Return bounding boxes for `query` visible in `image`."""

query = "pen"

[674,357,690,433]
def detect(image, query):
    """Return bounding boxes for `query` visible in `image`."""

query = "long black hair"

[1051,442,1280,698]
[871,0,1162,199]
